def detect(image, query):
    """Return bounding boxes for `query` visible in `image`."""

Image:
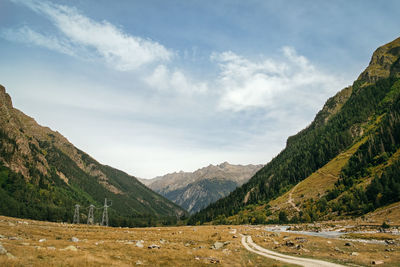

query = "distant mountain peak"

[145,163,263,213]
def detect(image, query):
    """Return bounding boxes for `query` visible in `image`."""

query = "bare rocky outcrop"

[358,37,400,85]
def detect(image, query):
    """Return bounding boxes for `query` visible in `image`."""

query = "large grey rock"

[211,241,224,250]
[70,237,79,242]
[136,241,144,248]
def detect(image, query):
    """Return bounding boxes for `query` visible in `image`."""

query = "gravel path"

[241,235,345,267]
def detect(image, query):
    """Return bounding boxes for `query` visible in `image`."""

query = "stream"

[263,225,388,244]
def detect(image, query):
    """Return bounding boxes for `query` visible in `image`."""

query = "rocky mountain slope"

[0,86,186,226]
[142,162,262,213]
[189,37,400,225]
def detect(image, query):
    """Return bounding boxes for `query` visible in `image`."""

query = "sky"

[0,0,399,178]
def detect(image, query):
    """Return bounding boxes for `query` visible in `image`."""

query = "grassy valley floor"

[0,215,399,266]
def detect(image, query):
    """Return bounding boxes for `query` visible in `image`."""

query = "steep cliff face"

[144,162,262,213]
[0,86,186,225]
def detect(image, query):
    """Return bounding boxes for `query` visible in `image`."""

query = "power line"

[73,204,80,224]
[101,198,112,227]
[87,204,95,225]
[73,198,112,226]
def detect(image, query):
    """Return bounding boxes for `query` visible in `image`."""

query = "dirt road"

[241,235,345,267]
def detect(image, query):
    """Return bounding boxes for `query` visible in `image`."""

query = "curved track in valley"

[241,235,345,267]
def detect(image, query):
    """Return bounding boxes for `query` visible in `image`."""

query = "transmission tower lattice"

[73,204,80,224]
[101,198,112,226]
[87,204,95,225]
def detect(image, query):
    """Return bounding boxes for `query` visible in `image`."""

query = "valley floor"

[0,215,399,266]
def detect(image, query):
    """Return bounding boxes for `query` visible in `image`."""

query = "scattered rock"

[21,243,30,246]
[195,256,220,264]
[385,248,394,252]
[39,239,46,243]
[350,252,359,256]
[148,244,160,249]
[345,242,353,247]
[211,241,224,250]
[8,236,21,241]
[125,241,134,245]
[62,245,78,252]
[209,258,220,264]
[136,241,144,248]
[159,239,166,244]
[327,241,332,244]
[371,260,384,265]
[136,260,143,265]
[0,235,5,239]
[296,244,303,250]
[302,248,310,253]
[232,235,238,238]
[47,246,56,250]
[285,241,295,247]
[8,222,15,227]
[385,240,395,245]
[295,237,308,243]
[334,247,345,254]
[70,237,79,242]
[0,242,7,255]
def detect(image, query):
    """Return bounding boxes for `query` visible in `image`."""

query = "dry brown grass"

[269,138,367,216]
[1,215,399,266]
[0,216,294,267]
[246,225,400,267]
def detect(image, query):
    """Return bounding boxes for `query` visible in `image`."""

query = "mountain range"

[0,87,186,227]
[141,162,262,213]
[189,37,400,225]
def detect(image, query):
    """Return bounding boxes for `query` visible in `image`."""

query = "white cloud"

[145,64,208,94]
[7,0,172,71]
[212,47,343,112]
[1,26,74,56]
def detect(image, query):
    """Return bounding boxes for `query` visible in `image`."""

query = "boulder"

[70,237,79,242]
[148,244,160,249]
[211,241,224,250]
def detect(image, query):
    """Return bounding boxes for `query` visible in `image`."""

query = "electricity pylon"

[87,204,95,225]
[73,204,80,224]
[101,198,112,226]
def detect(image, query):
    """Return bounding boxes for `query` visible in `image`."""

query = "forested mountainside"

[189,37,400,225]
[0,87,186,227]
[143,162,262,213]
